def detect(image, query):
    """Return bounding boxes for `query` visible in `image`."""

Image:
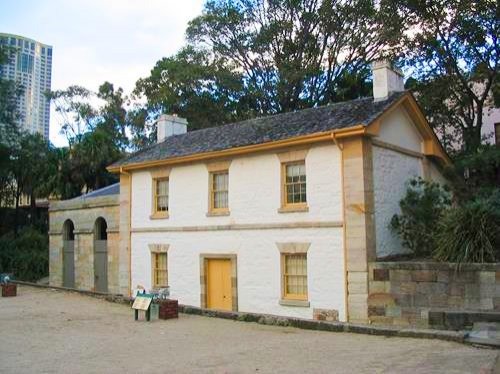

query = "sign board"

[132,294,153,311]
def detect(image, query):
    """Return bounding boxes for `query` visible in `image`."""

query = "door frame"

[200,254,238,311]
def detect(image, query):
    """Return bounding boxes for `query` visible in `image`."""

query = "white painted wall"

[373,146,423,258]
[482,106,500,145]
[131,228,345,320]
[373,107,425,258]
[130,143,346,320]
[131,144,343,228]
[377,108,423,153]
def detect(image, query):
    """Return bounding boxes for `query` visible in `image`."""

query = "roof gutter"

[108,125,367,173]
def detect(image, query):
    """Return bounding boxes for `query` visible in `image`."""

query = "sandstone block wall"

[368,262,500,327]
[49,195,121,294]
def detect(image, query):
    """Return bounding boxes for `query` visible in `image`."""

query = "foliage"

[381,0,499,153]
[135,46,251,131]
[444,144,500,201]
[390,178,451,257]
[434,192,500,266]
[136,0,385,130]
[47,82,143,198]
[0,45,22,146]
[0,228,48,282]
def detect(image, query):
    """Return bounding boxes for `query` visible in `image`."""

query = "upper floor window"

[278,149,309,213]
[150,168,170,219]
[284,162,306,205]
[206,161,231,216]
[210,171,229,213]
[154,178,169,214]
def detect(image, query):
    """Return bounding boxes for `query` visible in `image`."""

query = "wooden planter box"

[158,299,178,319]
[2,283,17,297]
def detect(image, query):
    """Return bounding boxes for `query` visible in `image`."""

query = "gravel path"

[0,286,498,374]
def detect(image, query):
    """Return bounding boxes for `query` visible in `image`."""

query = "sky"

[0,0,204,146]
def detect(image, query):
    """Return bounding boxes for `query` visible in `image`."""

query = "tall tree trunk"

[30,190,36,226]
[13,183,20,237]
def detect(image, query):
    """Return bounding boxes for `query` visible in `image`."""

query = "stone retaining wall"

[368,262,500,328]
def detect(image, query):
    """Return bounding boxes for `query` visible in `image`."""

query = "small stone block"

[391,270,412,282]
[437,271,450,283]
[496,271,500,282]
[399,282,416,295]
[479,271,495,284]
[480,298,494,310]
[386,305,402,317]
[412,270,437,282]
[368,305,386,317]
[373,268,389,281]
[313,308,339,322]
[428,311,445,327]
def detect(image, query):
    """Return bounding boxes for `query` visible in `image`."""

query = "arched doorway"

[94,217,108,293]
[62,220,75,288]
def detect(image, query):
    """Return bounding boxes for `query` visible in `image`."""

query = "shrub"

[390,177,451,258]
[434,192,500,266]
[0,228,48,281]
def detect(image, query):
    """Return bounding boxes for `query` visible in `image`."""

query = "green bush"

[0,228,48,281]
[390,177,451,258]
[434,192,500,266]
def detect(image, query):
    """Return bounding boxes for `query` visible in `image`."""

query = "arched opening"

[93,217,108,293]
[62,219,75,288]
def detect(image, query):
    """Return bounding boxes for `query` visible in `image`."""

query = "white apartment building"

[0,33,52,138]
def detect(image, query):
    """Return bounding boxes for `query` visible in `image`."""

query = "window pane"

[212,171,228,209]
[285,162,306,205]
[284,254,307,298]
[154,253,168,287]
[155,178,169,212]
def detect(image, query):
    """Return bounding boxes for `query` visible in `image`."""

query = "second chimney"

[156,114,188,143]
[372,60,405,101]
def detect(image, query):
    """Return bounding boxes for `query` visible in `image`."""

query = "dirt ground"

[0,286,498,374]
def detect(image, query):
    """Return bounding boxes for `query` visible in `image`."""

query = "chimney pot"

[156,114,188,143]
[372,60,405,101]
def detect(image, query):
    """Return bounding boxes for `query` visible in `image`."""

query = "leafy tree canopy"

[382,0,499,153]
[136,0,385,130]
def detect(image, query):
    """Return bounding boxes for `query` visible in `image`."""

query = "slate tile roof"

[111,92,406,168]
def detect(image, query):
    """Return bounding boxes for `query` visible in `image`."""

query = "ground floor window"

[282,253,308,300]
[152,252,168,288]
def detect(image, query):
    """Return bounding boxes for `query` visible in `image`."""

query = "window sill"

[277,205,309,214]
[206,210,230,217]
[279,299,310,307]
[150,212,169,220]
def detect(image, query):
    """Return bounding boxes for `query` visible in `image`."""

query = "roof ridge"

[110,92,406,169]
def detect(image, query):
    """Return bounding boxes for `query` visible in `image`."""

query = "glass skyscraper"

[0,33,52,139]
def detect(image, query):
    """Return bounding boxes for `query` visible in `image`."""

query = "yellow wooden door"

[206,259,232,311]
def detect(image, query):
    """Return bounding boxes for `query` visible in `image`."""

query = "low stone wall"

[368,261,500,328]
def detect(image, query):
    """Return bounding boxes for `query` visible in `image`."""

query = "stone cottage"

[49,183,123,294]
[50,61,449,323]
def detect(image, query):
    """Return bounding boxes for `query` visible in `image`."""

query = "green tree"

[0,45,22,146]
[9,133,53,232]
[136,0,385,130]
[382,0,499,153]
[48,82,147,197]
[135,46,251,131]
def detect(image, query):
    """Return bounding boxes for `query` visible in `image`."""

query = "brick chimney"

[372,60,405,101]
[156,114,188,143]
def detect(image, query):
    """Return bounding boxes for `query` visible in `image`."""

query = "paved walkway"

[0,286,498,373]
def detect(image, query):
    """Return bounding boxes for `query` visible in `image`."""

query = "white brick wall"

[130,143,346,320]
[373,146,423,258]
